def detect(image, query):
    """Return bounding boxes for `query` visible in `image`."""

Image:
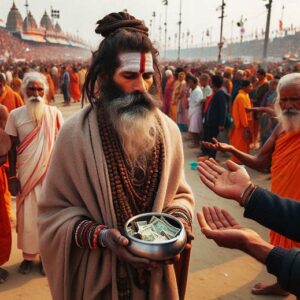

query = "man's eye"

[143,73,153,80]
[123,73,136,79]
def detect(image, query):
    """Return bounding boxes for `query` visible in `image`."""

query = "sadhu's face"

[113,52,154,94]
[26,81,45,101]
[279,85,300,114]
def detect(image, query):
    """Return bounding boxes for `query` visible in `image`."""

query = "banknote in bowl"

[124,212,187,260]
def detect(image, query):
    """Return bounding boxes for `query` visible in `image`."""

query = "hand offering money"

[127,216,181,242]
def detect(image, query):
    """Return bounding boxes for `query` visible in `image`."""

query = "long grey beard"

[26,96,45,125]
[104,92,161,172]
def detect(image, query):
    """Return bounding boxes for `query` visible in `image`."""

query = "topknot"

[95,12,149,38]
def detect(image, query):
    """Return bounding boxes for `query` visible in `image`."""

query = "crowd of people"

[0,28,90,63]
[0,61,88,105]
[161,61,300,162]
[0,10,300,300]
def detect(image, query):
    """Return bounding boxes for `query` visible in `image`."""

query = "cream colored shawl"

[38,105,194,300]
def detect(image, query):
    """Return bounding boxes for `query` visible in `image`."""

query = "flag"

[279,19,283,31]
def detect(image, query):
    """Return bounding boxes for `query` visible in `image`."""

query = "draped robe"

[0,85,23,112]
[270,131,300,248]
[38,106,195,300]
[229,90,253,163]
[0,162,11,265]
[15,106,62,255]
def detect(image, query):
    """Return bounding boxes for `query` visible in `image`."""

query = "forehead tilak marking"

[118,52,154,73]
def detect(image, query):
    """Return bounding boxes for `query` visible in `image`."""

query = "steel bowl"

[124,212,187,261]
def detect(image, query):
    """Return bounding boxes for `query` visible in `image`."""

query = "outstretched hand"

[197,206,273,263]
[198,159,251,202]
[201,138,232,153]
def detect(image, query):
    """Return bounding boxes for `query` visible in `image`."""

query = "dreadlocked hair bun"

[95,12,149,37]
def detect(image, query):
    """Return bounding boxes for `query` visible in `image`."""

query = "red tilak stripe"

[139,52,146,73]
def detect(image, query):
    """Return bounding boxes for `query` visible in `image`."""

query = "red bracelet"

[92,225,106,249]
[8,176,17,180]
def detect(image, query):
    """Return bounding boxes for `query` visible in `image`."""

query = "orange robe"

[270,131,300,248]
[0,85,24,112]
[69,71,81,102]
[229,90,252,163]
[0,163,11,265]
[45,73,55,103]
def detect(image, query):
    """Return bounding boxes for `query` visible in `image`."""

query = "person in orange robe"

[229,80,253,163]
[68,66,81,102]
[42,68,55,104]
[0,74,24,112]
[0,104,12,283]
[201,72,300,296]
[10,71,22,96]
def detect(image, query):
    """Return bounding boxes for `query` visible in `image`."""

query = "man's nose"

[285,100,294,109]
[133,74,146,93]
[32,89,39,97]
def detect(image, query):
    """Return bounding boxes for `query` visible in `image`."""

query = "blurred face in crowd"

[188,80,197,90]
[178,72,185,82]
[243,83,253,94]
[200,77,209,87]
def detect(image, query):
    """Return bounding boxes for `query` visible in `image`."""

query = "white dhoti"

[17,184,42,256]
[15,106,62,258]
[188,109,202,133]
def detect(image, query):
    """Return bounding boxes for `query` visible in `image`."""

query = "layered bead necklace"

[97,103,165,299]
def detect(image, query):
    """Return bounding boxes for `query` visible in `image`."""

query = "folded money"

[127,215,181,242]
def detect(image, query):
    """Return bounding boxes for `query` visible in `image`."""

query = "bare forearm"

[228,147,266,171]
[245,237,274,264]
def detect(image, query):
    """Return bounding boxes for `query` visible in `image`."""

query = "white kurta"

[5,105,63,255]
[188,86,204,133]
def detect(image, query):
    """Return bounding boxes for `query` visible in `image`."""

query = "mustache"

[109,92,161,115]
[26,96,44,103]
[282,109,300,116]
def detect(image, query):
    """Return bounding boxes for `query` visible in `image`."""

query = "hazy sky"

[1,0,300,50]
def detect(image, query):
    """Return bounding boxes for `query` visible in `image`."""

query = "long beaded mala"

[97,103,165,300]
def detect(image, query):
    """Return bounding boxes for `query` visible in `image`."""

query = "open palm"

[198,159,251,201]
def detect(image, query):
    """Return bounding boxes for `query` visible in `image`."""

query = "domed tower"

[40,11,54,32]
[55,22,62,33]
[23,11,38,32]
[6,1,23,32]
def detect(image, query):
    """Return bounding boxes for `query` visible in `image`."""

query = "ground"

[0,97,296,300]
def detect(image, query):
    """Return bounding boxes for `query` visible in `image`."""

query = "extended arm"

[245,187,300,241]
[198,158,300,241]
[197,207,300,297]
[202,124,281,171]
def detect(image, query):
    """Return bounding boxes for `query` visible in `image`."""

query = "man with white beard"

[5,71,63,275]
[38,12,194,300]
[202,72,300,296]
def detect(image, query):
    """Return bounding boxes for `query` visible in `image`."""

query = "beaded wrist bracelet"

[73,219,108,249]
[92,225,107,249]
[239,183,257,207]
[163,206,193,228]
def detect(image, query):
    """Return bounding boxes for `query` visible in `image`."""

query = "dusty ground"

[0,97,295,300]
